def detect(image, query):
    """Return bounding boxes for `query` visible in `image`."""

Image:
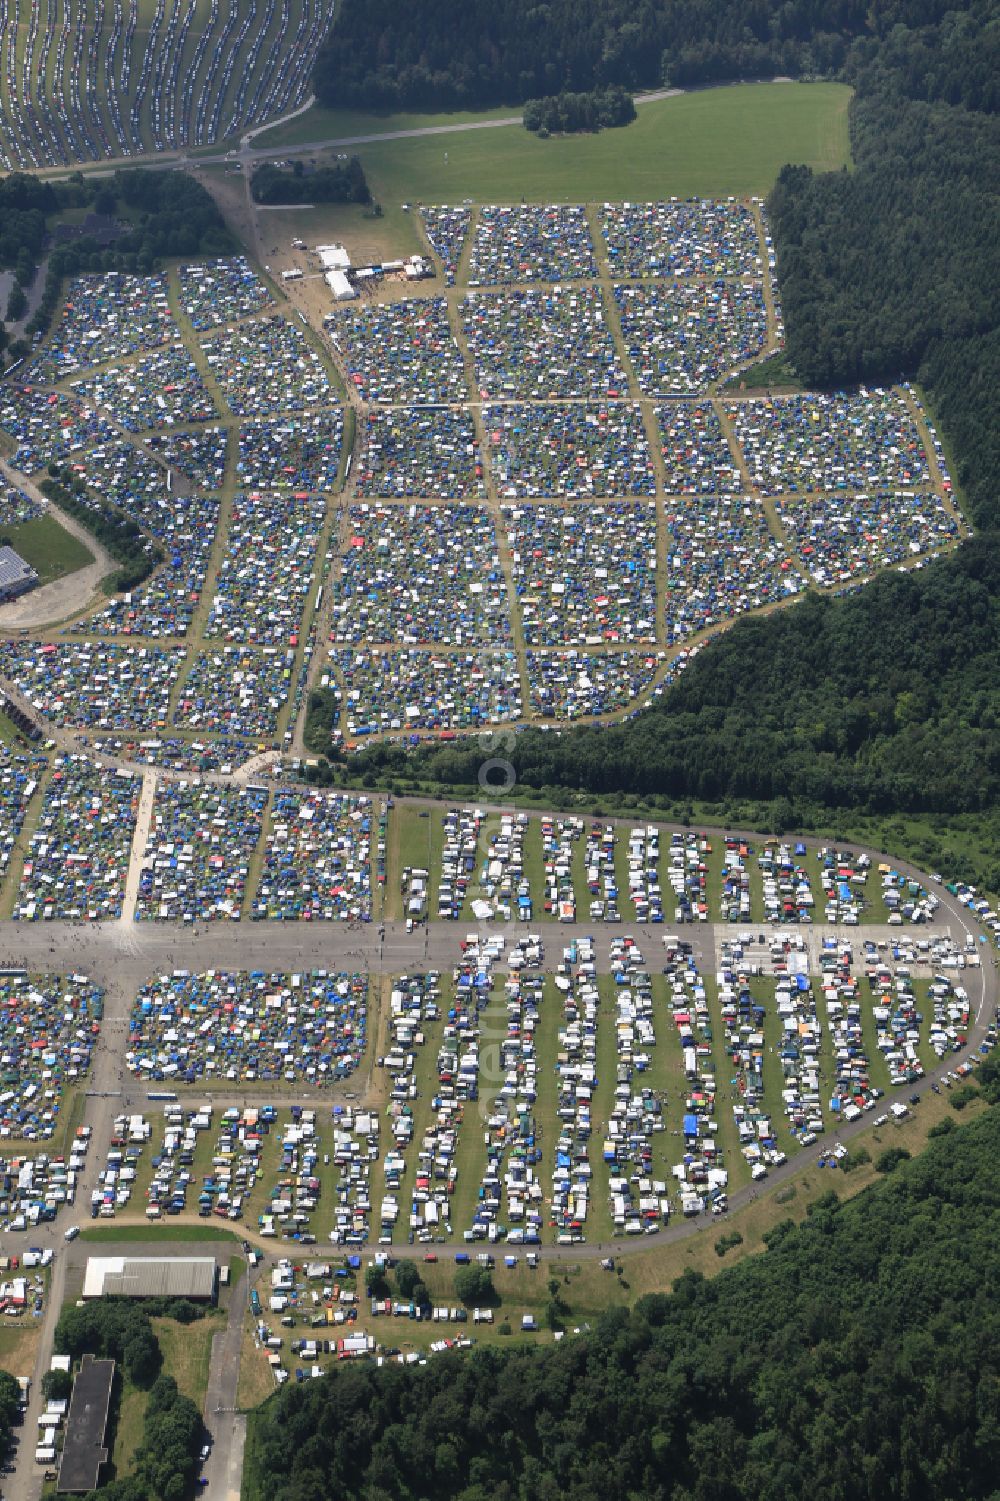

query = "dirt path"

[119,770,157,923]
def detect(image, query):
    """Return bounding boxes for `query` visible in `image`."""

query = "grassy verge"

[257,102,521,149]
[521,816,549,922]
[237,1330,276,1410]
[80,1223,240,1244]
[587,976,620,1242]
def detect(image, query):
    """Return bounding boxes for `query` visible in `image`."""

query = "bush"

[875,1147,912,1175]
[840,1146,871,1173]
[950,1083,981,1111]
[928,1117,957,1138]
[365,1264,389,1298]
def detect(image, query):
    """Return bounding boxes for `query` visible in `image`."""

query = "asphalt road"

[201,1270,249,1501]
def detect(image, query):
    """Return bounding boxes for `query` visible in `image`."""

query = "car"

[64,1225,80,1241]
[200,1443,212,1462]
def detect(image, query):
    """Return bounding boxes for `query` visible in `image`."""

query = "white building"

[325,269,357,301]
[316,243,351,271]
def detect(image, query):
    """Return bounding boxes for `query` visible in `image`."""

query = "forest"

[244,1105,1000,1501]
[0,174,54,270]
[312,0,995,111]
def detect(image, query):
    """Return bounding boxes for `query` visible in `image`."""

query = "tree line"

[0,1372,20,1469]
[243,1105,1000,1501]
[251,157,370,206]
[43,468,164,595]
[312,0,987,111]
[345,536,1000,892]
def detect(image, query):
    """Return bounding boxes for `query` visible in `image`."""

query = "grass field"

[315,84,853,206]
[0,1322,40,1378]
[0,512,93,587]
[111,1381,147,1476]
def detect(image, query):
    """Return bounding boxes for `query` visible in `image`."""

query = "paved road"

[202,1271,249,1500]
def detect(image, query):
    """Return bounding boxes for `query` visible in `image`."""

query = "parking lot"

[0,0,330,170]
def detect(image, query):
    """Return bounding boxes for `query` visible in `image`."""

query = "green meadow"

[261,82,852,202]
